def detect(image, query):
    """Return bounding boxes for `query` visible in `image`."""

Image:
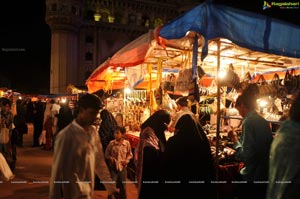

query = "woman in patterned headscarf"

[134,109,170,199]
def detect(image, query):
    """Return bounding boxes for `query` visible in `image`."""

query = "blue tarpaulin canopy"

[159,1,300,60]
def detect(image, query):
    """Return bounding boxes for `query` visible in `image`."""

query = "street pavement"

[0,123,138,199]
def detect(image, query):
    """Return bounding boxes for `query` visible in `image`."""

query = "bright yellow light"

[218,70,227,79]
[61,98,67,104]
[258,99,268,107]
[124,88,131,94]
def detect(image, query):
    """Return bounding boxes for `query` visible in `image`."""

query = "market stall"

[86,28,204,92]
[84,4,300,195]
[87,2,300,187]
[158,1,300,187]
[87,1,300,127]
[86,28,205,132]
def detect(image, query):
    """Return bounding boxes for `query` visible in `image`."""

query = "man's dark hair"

[289,91,300,122]
[236,83,259,109]
[176,96,188,107]
[77,94,101,110]
[0,97,11,107]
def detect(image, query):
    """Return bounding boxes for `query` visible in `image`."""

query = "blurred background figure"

[41,100,55,150]
[0,151,14,181]
[99,109,118,153]
[32,99,45,147]
[0,97,15,171]
[115,113,124,127]
[51,99,61,136]
[12,114,28,147]
[14,99,28,147]
[267,91,300,199]
[56,100,73,134]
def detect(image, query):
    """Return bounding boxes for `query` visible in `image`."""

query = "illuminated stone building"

[45,0,200,94]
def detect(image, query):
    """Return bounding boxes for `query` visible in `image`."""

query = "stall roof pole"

[216,39,221,181]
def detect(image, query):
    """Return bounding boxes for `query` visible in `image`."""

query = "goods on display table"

[105,89,150,131]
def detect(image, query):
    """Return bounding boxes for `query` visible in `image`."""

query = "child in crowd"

[105,126,133,199]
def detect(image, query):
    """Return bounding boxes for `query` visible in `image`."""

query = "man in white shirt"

[168,96,195,133]
[49,94,118,199]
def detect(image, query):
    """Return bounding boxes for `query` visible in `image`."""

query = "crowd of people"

[1,86,300,198]
[0,96,76,179]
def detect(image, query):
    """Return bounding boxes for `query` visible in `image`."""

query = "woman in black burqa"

[99,109,118,153]
[161,114,217,199]
[134,110,171,199]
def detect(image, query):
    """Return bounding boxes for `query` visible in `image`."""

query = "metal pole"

[215,39,221,180]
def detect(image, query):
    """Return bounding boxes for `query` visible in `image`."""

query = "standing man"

[228,84,273,199]
[168,96,194,133]
[49,94,118,199]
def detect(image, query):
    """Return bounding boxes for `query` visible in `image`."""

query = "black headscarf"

[140,109,170,148]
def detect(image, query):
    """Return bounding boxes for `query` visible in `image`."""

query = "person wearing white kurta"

[0,152,14,181]
[49,94,117,199]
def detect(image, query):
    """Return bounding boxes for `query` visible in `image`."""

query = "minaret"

[45,0,83,94]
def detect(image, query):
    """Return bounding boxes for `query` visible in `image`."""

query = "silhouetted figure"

[13,114,28,147]
[32,100,45,147]
[162,114,217,199]
[99,109,118,153]
[56,103,74,134]
[14,99,28,147]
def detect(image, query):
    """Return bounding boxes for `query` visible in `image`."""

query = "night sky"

[0,0,299,94]
[0,0,51,94]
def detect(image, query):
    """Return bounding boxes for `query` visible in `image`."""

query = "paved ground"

[0,123,138,199]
